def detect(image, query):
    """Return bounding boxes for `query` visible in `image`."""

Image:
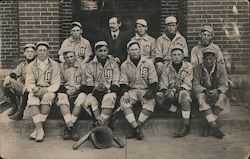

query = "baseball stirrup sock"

[169,105,177,112]
[40,114,48,122]
[71,115,78,124]
[63,114,72,124]
[182,111,190,119]
[100,113,109,120]
[138,113,148,123]
[205,114,215,123]
[32,114,42,124]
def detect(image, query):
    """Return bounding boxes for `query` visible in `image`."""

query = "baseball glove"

[92,83,108,99]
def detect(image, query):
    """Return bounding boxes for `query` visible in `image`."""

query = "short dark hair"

[95,45,109,50]
[203,52,216,58]
[110,16,121,24]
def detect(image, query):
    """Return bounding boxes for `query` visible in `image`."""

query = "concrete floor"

[1,128,250,159]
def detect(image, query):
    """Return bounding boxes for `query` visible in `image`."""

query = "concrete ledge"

[1,106,249,138]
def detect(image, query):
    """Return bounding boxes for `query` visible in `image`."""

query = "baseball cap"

[165,16,177,24]
[136,19,147,27]
[202,47,217,57]
[171,44,184,53]
[36,41,49,49]
[201,26,214,35]
[23,43,36,50]
[61,48,75,55]
[71,21,82,29]
[94,41,108,49]
[127,40,140,49]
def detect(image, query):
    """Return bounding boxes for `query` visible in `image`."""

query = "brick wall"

[0,0,19,69]
[187,0,250,74]
[18,0,61,60]
[59,0,72,44]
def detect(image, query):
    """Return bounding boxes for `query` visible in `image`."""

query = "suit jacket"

[101,30,131,64]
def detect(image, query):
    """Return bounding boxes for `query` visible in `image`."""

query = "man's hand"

[32,86,40,93]
[66,88,78,96]
[164,89,175,99]
[34,87,48,98]
[207,89,218,97]
[122,92,130,103]
[114,57,121,64]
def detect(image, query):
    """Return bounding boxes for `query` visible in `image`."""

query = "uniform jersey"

[159,60,193,91]
[191,42,225,67]
[25,58,61,93]
[85,55,120,89]
[58,36,93,62]
[155,32,188,62]
[131,34,156,60]
[12,60,29,84]
[193,63,228,94]
[60,60,86,90]
[120,57,158,90]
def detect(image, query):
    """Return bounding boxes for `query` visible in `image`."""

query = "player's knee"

[57,93,70,107]
[41,92,56,106]
[27,93,40,106]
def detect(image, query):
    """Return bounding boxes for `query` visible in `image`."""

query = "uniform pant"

[27,92,56,106]
[196,93,228,111]
[120,89,155,112]
[85,93,116,112]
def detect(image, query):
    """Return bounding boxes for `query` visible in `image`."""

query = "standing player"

[156,45,193,138]
[56,49,87,141]
[120,40,158,140]
[193,47,228,138]
[131,19,156,61]
[58,21,93,64]
[84,41,120,125]
[26,41,61,142]
[191,26,224,67]
[3,43,36,120]
[155,16,188,75]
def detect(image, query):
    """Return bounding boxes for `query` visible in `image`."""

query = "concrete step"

[1,106,250,138]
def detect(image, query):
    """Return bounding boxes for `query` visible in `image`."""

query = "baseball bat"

[113,133,125,148]
[72,106,122,150]
[72,129,94,150]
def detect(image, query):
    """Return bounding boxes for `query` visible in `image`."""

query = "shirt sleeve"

[190,47,199,67]
[217,64,229,94]
[25,64,37,93]
[193,65,207,94]
[180,67,193,91]
[148,61,158,84]
[111,62,120,87]
[155,37,164,59]
[85,63,95,87]
[47,62,61,93]
[119,63,129,86]
[13,62,24,77]
[159,65,169,91]
[84,40,93,57]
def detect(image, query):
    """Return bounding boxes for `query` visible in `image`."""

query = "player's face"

[96,46,109,60]
[203,54,216,68]
[200,31,212,46]
[166,22,177,34]
[109,17,121,32]
[128,44,140,60]
[24,47,36,60]
[64,52,76,66]
[171,49,184,64]
[71,26,82,39]
[36,45,48,61]
[136,24,147,36]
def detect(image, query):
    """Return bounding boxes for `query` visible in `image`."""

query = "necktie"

[113,34,117,40]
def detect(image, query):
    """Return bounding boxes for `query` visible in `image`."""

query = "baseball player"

[191,26,224,67]
[120,40,158,140]
[131,19,156,61]
[155,16,188,76]
[84,41,120,125]
[3,43,36,120]
[58,21,93,64]
[193,47,229,138]
[156,45,193,138]
[25,41,61,142]
[56,49,88,141]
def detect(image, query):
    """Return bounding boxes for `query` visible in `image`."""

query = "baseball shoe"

[35,128,45,142]
[211,125,225,139]
[63,126,71,140]
[174,124,190,138]
[71,126,80,141]
[126,125,136,139]
[135,126,144,140]
[201,123,211,137]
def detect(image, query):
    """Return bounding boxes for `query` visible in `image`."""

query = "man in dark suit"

[101,16,131,65]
